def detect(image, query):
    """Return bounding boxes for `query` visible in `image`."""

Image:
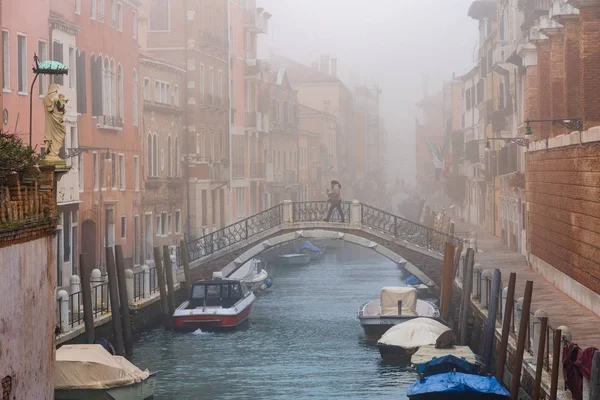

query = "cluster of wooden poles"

[437,240,600,400]
[76,241,194,359]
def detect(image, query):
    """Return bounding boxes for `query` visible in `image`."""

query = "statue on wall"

[43,83,67,163]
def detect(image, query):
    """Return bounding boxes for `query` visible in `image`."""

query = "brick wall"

[563,19,581,119]
[549,32,566,137]
[580,6,600,129]
[526,145,600,294]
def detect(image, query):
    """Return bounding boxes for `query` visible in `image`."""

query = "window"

[71,212,78,275]
[117,64,124,119]
[133,70,138,125]
[175,210,181,234]
[218,70,223,99]
[121,216,126,239]
[111,59,116,116]
[134,156,139,191]
[175,136,180,176]
[91,55,103,116]
[2,31,9,91]
[53,41,64,86]
[147,134,153,177]
[91,0,97,19]
[149,0,170,31]
[79,152,84,191]
[156,215,161,236]
[167,135,173,177]
[209,67,214,96]
[76,49,87,114]
[93,152,99,190]
[160,149,165,171]
[17,34,27,93]
[132,11,138,38]
[143,77,150,100]
[134,215,140,264]
[200,64,205,101]
[69,47,75,89]
[63,212,71,263]
[38,41,47,95]
[117,3,123,31]
[98,0,104,21]
[154,81,160,102]
[161,212,167,236]
[111,0,116,27]
[167,214,172,234]
[119,154,125,189]
[75,0,81,14]
[153,134,158,176]
[100,153,106,189]
[111,153,117,188]
[174,85,179,106]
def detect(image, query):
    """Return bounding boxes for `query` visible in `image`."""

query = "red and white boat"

[172,278,255,332]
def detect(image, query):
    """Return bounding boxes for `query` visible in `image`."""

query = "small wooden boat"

[408,345,508,399]
[377,317,450,362]
[278,253,310,266]
[358,287,440,339]
[55,344,157,400]
[172,279,255,332]
[227,259,272,293]
[298,240,323,260]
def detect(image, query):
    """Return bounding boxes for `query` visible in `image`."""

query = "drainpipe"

[227,0,233,222]
[184,0,191,241]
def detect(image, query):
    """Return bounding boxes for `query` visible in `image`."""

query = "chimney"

[331,58,337,77]
[320,55,330,75]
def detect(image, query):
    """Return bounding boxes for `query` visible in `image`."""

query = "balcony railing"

[197,32,228,51]
[96,115,124,131]
[243,9,269,34]
[249,162,265,179]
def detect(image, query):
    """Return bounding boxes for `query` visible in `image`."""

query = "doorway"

[81,219,97,271]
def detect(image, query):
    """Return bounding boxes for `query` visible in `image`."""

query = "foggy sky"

[258,0,478,185]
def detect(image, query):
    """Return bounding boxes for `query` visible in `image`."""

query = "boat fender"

[265,278,273,288]
[259,284,267,291]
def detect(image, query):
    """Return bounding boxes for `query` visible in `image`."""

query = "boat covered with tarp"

[358,287,440,338]
[377,317,450,362]
[298,241,323,259]
[411,345,482,376]
[407,372,509,399]
[55,344,156,400]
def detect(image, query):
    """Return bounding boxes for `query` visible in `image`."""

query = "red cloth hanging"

[562,343,598,400]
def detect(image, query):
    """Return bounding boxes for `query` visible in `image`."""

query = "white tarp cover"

[380,287,417,316]
[377,317,450,349]
[55,345,150,390]
[411,345,479,365]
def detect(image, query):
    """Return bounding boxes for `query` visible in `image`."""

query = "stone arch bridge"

[179,201,461,289]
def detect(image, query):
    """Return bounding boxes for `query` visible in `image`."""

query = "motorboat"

[278,253,310,266]
[227,259,273,293]
[172,279,255,332]
[358,287,440,339]
[54,344,157,400]
[407,345,508,399]
[377,317,451,362]
[298,240,323,260]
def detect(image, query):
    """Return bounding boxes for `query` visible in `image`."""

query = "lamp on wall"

[524,118,583,136]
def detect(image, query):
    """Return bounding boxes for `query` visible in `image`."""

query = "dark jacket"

[327,185,341,202]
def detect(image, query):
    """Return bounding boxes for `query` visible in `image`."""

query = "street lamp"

[484,137,530,149]
[29,54,69,147]
[524,118,583,136]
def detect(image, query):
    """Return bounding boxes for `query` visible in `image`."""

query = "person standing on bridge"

[324,181,344,223]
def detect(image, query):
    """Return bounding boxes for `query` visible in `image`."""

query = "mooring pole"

[589,350,600,399]
[79,254,95,344]
[532,316,548,400]
[459,248,474,345]
[510,280,534,400]
[496,272,516,383]
[180,239,192,288]
[549,329,562,400]
[115,245,134,358]
[163,245,176,314]
[483,268,501,372]
[153,246,170,328]
[105,246,125,356]
[440,241,455,322]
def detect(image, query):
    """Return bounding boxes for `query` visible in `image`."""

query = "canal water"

[133,245,416,399]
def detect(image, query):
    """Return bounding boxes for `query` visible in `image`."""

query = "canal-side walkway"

[455,221,600,347]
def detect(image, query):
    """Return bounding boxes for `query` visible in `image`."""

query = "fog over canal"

[133,246,416,399]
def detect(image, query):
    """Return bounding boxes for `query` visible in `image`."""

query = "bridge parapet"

[179,200,461,270]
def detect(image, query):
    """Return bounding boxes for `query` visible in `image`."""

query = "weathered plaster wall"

[0,235,57,400]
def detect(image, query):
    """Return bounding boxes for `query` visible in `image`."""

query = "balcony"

[96,115,124,132]
[249,162,265,179]
[244,8,269,34]
[143,99,183,114]
[197,32,229,55]
[189,158,230,182]
[214,96,230,112]
[245,59,262,79]
[210,161,230,182]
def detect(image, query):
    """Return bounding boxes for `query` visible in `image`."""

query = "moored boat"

[278,253,310,266]
[298,240,323,260]
[227,259,273,293]
[377,317,450,363]
[55,344,157,400]
[358,287,440,339]
[172,279,255,332]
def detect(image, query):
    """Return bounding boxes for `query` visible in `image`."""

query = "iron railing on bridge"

[183,201,460,265]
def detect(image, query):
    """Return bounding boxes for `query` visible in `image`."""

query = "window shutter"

[53,42,64,85]
[76,51,87,114]
[91,55,103,116]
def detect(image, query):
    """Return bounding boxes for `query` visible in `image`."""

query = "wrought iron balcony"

[96,115,124,131]
[243,9,269,34]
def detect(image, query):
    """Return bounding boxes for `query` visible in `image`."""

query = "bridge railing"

[360,204,458,253]
[292,201,350,223]
[187,204,283,263]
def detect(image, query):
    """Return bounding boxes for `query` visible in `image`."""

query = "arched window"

[196,133,201,155]
[152,133,158,176]
[110,59,117,118]
[167,135,172,177]
[103,57,110,116]
[147,133,153,177]
[117,64,124,121]
[132,69,138,126]
[175,136,180,177]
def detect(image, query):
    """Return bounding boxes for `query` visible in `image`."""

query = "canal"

[133,245,416,399]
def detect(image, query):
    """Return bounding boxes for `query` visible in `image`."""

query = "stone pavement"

[455,221,600,348]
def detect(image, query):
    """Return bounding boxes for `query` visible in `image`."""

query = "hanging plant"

[507,172,525,190]
[0,132,40,186]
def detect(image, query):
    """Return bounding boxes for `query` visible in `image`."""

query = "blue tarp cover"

[299,241,321,253]
[416,354,481,376]
[405,275,421,285]
[407,372,509,397]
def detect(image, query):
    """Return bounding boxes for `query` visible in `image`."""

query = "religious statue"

[43,83,67,163]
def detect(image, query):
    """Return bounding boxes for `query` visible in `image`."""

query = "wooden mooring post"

[163,245,176,314]
[180,239,192,288]
[79,254,95,344]
[510,280,533,400]
[440,241,455,322]
[153,246,170,328]
[459,248,474,345]
[549,328,562,400]
[590,350,600,399]
[105,246,125,356]
[483,268,501,372]
[532,316,548,400]
[115,245,134,358]
[496,272,516,383]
